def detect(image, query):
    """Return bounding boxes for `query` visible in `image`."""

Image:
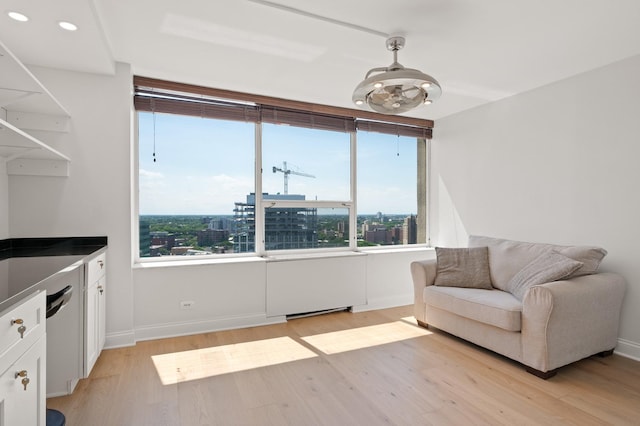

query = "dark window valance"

[133,76,433,138]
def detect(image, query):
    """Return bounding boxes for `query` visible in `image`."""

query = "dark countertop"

[0,237,107,314]
[0,236,107,260]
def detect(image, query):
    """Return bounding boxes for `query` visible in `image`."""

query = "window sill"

[263,250,367,262]
[358,245,434,255]
[133,246,434,268]
[133,255,265,269]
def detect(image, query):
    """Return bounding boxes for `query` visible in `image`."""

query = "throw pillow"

[507,250,584,301]
[434,247,493,289]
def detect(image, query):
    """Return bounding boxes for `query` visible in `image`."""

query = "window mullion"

[350,131,358,251]
[255,122,265,255]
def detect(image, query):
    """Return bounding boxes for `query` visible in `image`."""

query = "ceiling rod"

[246,0,388,38]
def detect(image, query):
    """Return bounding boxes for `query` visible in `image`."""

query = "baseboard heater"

[286,306,351,320]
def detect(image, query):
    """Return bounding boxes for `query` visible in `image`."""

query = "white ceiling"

[1,0,640,120]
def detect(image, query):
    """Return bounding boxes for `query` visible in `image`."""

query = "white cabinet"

[0,39,70,176]
[84,251,106,377]
[0,291,46,425]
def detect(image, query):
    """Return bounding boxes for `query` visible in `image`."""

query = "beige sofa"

[411,236,626,378]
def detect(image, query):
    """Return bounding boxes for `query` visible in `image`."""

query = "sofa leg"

[525,367,557,379]
[597,349,614,357]
[416,319,429,329]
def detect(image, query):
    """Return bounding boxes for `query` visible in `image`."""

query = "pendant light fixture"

[352,36,441,115]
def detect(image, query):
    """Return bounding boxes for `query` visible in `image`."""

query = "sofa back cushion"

[468,235,607,291]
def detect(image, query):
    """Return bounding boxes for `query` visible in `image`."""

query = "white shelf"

[0,41,69,116]
[0,39,71,176]
[0,118,70,161]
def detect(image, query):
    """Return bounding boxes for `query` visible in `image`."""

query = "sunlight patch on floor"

[301,320,432,355]
[152,336,318,385]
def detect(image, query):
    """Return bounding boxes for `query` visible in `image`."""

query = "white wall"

[132,250,430,342]
[360,248,434,312]
[432,54,640,359]
[133,259,277,341]
[0,161,7,239]
[8,63,135,345]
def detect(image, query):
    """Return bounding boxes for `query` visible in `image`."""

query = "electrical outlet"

[180,300,195,309]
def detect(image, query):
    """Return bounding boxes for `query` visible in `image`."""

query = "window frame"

[133,77,433,263]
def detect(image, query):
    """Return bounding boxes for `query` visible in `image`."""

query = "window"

[357,131,427,246]
[138,112,255,257]
[134,77,432,260]
[262,124,351,201]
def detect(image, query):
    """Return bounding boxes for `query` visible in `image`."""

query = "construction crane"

[272,161,315,194]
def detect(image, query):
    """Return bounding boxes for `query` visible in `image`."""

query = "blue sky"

[138,112,417,215]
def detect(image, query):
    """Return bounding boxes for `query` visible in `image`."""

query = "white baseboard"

[105,330,136,349]
[352,294,413,313]
[615,338,640,361]
[133,313,286,343]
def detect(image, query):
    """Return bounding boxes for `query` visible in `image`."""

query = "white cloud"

[139,169,164,179]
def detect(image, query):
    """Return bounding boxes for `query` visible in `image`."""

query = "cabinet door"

[85,278,100,376]
[0,335,46,425]
[84,251,106,378]
[97,276,106,355]
[85,274,105,377]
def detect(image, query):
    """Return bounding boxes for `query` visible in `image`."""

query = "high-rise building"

[403,214,417,245]
[233,193,318,252]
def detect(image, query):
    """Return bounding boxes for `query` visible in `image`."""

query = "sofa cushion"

[468,235,607,291]
[423,286,522,332]
[507,251,584,300]
[434,247,493,289]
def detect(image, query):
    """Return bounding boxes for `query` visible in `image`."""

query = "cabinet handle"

[15,371,29,391]
[98,260,104,269]
[11,319,26,338]
[98,285,104,295]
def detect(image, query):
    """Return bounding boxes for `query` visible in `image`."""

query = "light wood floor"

[47,305,640,425]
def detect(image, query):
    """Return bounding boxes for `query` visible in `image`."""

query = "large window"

[134,77,432,260]
[357,131,426,246]
[138,113,255,256]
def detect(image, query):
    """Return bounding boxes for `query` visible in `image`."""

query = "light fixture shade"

[353,37,441,114]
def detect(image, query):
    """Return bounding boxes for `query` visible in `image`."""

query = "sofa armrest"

[411,259,437,323]
[521,272,626,372]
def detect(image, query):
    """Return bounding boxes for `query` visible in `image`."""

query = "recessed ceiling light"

[58,21,78,31]
[8,11,29,22]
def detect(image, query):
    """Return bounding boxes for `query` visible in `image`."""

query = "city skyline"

[139,211,417,257]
